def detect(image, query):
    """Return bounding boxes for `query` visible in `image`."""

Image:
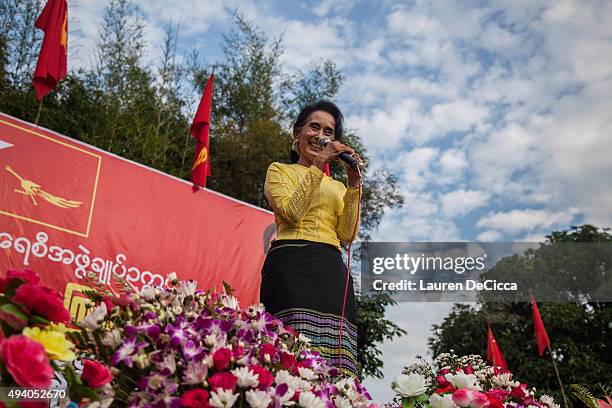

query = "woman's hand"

[344,152,363,187]
[313,140,363,186]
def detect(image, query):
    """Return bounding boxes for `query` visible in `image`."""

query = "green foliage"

[356,293,407,379]
[429,225,612,403]
[0,1,406,380]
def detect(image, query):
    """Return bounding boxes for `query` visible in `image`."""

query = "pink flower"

[181,389,211,408]
[213,348,233,371]
[470,391,489,408]
[81,360,113,388]
[250,365,274,389]
[453,389,473,407]
[436,374,451,387]
[463,365,475,375]
[12,284,70,322]
[0,335,53,387]
[0,269,40,292]
[280,352,296,370]
[258,343,277,362]
[208,372,237,392]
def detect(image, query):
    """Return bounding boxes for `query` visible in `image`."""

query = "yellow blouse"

[264,162,360,250]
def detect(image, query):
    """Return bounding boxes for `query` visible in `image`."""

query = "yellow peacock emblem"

[192,146,208,170]
[5,165,82,208]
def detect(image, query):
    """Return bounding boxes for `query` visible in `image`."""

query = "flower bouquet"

[71,275,375,407]
[0,269,104,407]
[390,353,558,408]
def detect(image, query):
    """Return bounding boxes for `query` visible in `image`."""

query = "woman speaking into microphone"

[260,100,363,376]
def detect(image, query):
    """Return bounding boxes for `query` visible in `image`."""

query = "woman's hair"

[290,100,344,163]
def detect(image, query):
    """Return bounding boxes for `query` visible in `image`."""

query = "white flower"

[101,328,122,347]
[232,366,259,388]
[276,370,311,391]
[492,373,518,389]
[210,389,239,408]
[140,285,156,300]
[246,390,272,408]
[445,372,482,390]
[334,396,353,408]
[79,302,107,330]
[392,373,428,397]
[540,395,560,408]
[178,280,197,297]
[430,393,458,408]
[298,333,312,344]
[299,392,326,408]
[297,367,318,381]
[221,295,239,309]
[167,272,178,282]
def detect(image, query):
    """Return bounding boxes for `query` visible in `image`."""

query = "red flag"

[487,324,508,369]
[530,292,551,356]
[323,163,331,176]
[33,0,68,100]
[190,73,214,189]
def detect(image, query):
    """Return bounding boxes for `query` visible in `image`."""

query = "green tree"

[429,225,612,403]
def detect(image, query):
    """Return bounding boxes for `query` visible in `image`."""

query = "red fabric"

[487,324,508,369]
[530,293,551,356]
[33,0,68,100]
[190,74,214,189]
[323,163,331,176]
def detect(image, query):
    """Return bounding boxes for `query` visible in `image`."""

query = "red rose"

[0,270,40,293]
[258,343,277,362]
[280,352,296,370]
[434,384,457,394]
[0,336,53,387]
[208,372,237,392]
[81,360,112,388]
[250,365,274,389]
[436,374,451,387]
[181,389,211,408]
[12,284,70,322]
[213,347,233,371]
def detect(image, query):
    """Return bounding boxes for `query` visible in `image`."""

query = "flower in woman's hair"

[81,359,113,388]
[0,269,40,292]
[12,283,70,322]
[231,366,259,388]
[0,335,54,387]
[213,347,233,370]
[79,302,107,330]
[208,371,238,392]
[22,324,75,361]
[246,389,272,408]
[181,389,211,408]
[110,336,147,368]
[392,373,428,397]
[299,391,326,408]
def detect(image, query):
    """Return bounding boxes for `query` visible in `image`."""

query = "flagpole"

[34,97,44,126]
[547,344,569,408]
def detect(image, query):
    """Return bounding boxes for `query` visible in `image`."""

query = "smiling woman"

[260,100,364,376]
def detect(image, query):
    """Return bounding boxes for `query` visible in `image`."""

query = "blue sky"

[69,0,612,402]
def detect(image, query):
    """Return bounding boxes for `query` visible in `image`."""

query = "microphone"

[318,137,360,170]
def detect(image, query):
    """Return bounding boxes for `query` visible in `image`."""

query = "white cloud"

[476,208,579,235]
[441,189,491,217]
[476,230,503,241]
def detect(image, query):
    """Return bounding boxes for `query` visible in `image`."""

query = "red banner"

[0,112,275,317]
